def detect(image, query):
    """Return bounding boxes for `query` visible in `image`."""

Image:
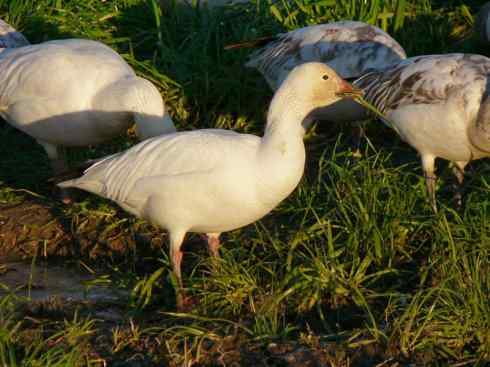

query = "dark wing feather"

[355,54,490,115]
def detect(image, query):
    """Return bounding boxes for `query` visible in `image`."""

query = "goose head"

[268,62,363,129]
[128,77,177,140]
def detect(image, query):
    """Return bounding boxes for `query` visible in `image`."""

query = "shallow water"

[0,260,126,302]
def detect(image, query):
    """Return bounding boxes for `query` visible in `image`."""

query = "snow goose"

[354,53,490,211]
[0,19,29,51]
[229,21,406,153]
[58,62,363,310]
[0,38,176,198]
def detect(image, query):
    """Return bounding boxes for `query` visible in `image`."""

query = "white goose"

[0,38,176,194]
[0,19,29,51]
[59,62,362,310]
[354,53,490,211]
[230,21,406,151]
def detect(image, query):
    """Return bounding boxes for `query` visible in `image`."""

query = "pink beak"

[336,79,363,97]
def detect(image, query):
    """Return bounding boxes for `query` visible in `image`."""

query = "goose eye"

[322,74,329,81]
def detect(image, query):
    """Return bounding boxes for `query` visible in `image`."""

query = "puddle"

[0,260,128,302]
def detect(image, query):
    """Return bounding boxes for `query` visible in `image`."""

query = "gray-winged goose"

[354,53,490,211]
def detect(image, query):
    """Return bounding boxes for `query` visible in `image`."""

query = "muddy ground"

[0,194,165,260]
[0,196,423,367]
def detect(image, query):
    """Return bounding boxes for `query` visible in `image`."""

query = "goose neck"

[255,88,309,207]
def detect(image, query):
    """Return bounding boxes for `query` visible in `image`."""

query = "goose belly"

[140,167,274,234]
[187,198,272,233]
[389,103,473,162]
[3,102,132,147]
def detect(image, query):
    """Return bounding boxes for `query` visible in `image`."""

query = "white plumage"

[0,38,176,187]
[354,53,490,210]
[59,62,362,310]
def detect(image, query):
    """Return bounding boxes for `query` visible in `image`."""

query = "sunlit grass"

[0,0,489,365]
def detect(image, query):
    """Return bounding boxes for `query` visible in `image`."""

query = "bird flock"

[1,4,489,310]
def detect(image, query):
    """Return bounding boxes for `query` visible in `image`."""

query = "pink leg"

[206,233,221,258]
[171,248,184,288]
[169,230,186,310]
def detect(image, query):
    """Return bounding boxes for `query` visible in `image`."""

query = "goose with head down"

[354,53,490,211]
[59,62,363,310]
[0,38,176,200]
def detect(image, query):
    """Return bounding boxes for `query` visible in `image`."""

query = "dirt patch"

[0,196,165,261]
[0,200,69,258]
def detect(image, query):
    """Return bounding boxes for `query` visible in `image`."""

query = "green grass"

[0,0,489,365]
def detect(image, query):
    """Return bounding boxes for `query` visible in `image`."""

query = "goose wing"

[355,53,490,116]
[59,129,260,207]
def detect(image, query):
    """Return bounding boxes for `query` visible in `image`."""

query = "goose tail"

[48,159,101,184]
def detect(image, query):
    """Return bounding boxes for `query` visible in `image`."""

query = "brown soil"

[0,199,70,258]
[0,195,165,261]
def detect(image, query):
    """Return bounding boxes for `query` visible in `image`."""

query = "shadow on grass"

[0,108,147,194]
[0,110,171,263]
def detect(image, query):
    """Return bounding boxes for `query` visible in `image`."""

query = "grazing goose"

[0,38,175,199]
[229,21,406,153]
[354,53,490,211]
[59,62,363,310]
[0,19,29,51]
